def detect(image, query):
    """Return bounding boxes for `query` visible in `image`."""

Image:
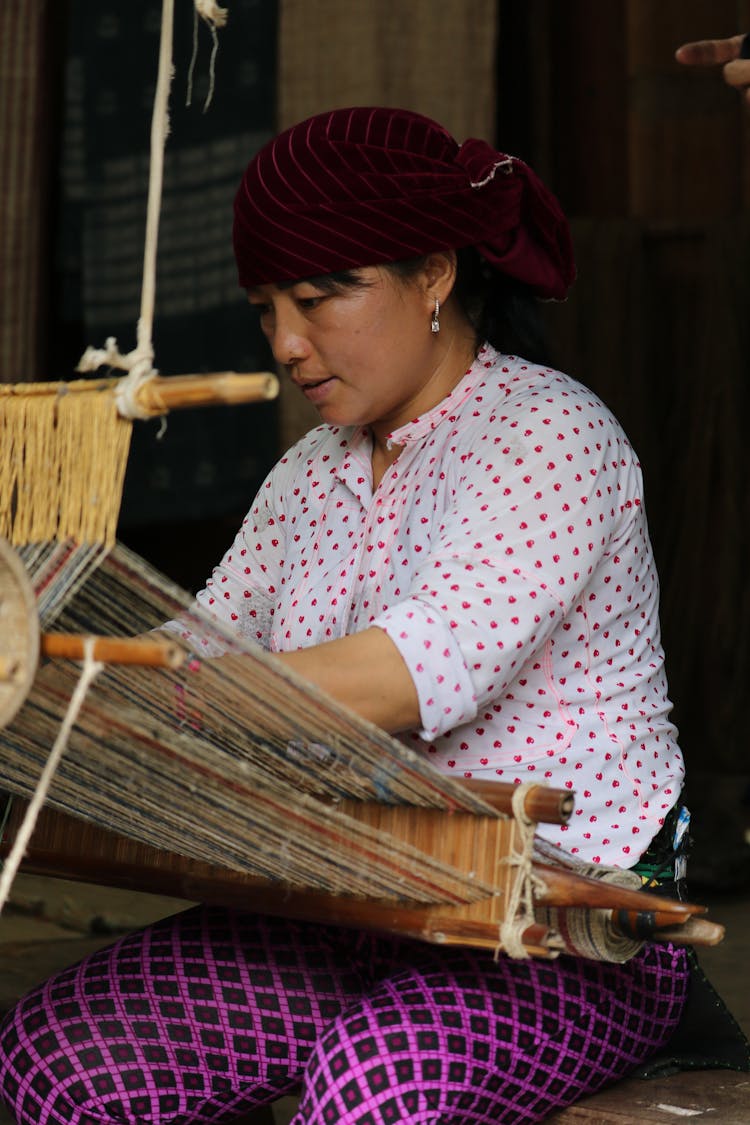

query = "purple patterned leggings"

[0,906,689,1125]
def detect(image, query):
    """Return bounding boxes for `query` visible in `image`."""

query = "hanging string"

[0,639,104,916]
[77,0,228,418]
[187,0,227,110]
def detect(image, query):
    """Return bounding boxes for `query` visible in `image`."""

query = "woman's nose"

[269,310,311,367]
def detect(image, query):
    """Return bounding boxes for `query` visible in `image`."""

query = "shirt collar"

[385,343,498,450]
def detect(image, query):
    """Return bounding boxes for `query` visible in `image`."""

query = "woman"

[0,107,689,1125]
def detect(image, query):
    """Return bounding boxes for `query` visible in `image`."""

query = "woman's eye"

[297,296,323,311]
[249,303,271,318]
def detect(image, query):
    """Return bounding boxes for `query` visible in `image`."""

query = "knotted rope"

[498,782,546,958]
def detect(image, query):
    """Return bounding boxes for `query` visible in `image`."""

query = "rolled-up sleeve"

[374,395,643,739]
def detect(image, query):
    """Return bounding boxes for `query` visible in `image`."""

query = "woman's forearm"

[273,627,421,734]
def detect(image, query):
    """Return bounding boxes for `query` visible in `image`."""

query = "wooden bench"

[545,1068,750,1122]
[2,1069,745,1125]
[239,1070,750,1124]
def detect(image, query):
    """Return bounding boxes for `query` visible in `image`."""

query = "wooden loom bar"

[134,372,279,410]
[2,838,550,957]
[531,861,699,918]
[318,781,574,825]
[460,779,574,825]
[0,802,529,952]
[40,634,185,669]
[634,916,724,947]
[0,802,719,954]
[4,834,719,953]
[330,799,705,928]
[0,371,279,411]
[0,801,547,955]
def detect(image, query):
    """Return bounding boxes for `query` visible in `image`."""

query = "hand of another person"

[675,33,750,105]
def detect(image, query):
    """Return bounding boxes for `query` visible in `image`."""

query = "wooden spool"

[0,537,186,729]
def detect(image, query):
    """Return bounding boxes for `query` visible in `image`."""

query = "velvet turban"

[233,107,575,301]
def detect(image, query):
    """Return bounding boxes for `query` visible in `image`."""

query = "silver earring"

[431,298,440,334]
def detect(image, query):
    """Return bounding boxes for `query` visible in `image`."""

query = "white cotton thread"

[0,638,104,916]
[111,354,160,421]
[498,782,545,958]
[187,1,226,111]
[186,5,200,106]
[470,156,514,189]
[194,0,228,27]
[203,20,220,110]
[78,0,228,410]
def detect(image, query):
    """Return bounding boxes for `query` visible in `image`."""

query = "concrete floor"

[1,873,748,1124]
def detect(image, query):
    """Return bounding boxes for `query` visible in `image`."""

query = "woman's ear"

[422,250,458,305]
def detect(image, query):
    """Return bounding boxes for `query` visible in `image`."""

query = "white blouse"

[192,344,684,866]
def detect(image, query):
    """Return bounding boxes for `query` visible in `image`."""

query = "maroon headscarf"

[233,107,575,300]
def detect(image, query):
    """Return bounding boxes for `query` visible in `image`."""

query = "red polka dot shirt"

[195,345,684,866]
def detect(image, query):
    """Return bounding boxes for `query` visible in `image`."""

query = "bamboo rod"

[460,779,574,825]
[611,907,717,941]
[612,908,700,933]
[335,781,574,824]
[134,372,279,411]
[3,807,726,951]
[40,634,185,669]
[541,913,724,953]
[533,861,704,919]
[629,916,725,948]
[0,371,279,412]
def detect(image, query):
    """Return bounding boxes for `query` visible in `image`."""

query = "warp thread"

[0,638,104,915]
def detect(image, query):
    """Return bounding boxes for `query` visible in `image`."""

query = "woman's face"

[247,263,473,440]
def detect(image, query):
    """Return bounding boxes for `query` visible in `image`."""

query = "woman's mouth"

[300,376,337,404]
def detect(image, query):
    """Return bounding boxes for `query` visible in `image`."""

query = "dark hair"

[387,249,551,366]
[279,253,552,366]
[454,247,551,365]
